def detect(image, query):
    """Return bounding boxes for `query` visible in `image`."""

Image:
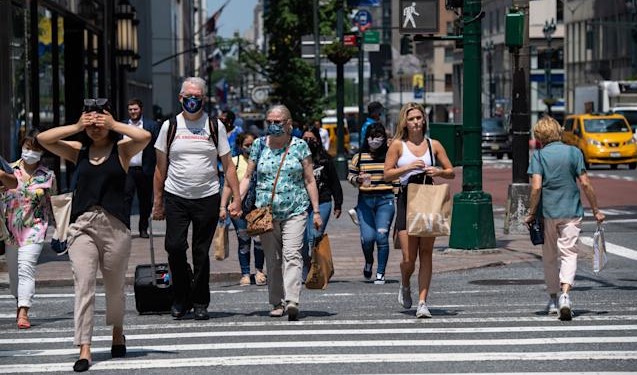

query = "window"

[563,118,574,131]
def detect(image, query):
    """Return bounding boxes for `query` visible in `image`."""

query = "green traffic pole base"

[448,191,497,250]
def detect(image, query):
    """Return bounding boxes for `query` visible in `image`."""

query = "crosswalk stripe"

[3,336,637,358]
[2,351,636,373]
[580,236,637,261]
[2,324,637,345]
[2,315,637,335]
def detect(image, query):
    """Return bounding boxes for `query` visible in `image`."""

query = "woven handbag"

[246,141,291,236]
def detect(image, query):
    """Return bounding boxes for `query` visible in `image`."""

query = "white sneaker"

[398,283,412,309]
[374,273,385,285]
[416,301,432,318]
[546,297,558,315]
[558,293,573,321]
[348,208,359,226]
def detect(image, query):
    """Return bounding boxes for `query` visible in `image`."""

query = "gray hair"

[180,77,207,96]
[266,104,292,122]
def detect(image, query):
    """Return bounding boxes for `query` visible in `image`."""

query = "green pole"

[448,0,496,249]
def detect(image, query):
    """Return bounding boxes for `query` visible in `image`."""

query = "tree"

[263,0,336,122]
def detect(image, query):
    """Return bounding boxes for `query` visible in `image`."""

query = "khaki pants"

[67,208,131,345]
[261,212,307,307]
[542,217,581,294]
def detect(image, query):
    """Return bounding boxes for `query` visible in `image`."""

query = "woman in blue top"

[525,116,605,321]
[239,105,321,321]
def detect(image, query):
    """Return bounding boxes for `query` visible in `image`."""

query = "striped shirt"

[347,153,398,194]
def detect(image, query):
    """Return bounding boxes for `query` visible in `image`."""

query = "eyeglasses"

[265,119,287,125]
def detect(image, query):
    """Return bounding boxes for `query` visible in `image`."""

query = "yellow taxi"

[321,116,351,157]
[562,113,637,169]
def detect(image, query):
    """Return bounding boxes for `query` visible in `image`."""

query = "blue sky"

[207,0,258,38]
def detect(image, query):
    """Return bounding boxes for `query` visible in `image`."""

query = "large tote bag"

[305,234,335,290]
[406,183,452,237]
[50,192,73,242]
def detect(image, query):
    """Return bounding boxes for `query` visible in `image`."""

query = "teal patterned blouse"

[250,137,311,220]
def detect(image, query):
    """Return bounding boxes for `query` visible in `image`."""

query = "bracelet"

[219,207,227,211]
[313,211,320,215]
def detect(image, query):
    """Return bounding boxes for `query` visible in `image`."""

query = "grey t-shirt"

[527,141,586,219]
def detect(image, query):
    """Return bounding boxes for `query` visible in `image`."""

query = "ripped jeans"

[356,192,395,275]
[230,216,265,275]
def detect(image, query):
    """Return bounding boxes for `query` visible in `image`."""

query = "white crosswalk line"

[1,351,637,373]
[580,236,637,261]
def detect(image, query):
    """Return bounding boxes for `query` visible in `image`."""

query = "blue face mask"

[266,122,285,136]
[182,96,203,114]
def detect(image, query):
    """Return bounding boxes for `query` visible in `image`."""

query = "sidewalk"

[0,178,571,288]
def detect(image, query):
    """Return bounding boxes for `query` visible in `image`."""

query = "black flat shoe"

[73,358,90,372]
[171,303,191,318]
[111,335,126,358]
[194,305,209,320]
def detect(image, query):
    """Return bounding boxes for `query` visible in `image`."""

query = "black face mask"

[304,138,321,154]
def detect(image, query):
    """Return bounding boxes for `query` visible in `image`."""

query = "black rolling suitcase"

[134,219,173,314]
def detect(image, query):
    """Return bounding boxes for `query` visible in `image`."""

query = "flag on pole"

[205,0,230,35]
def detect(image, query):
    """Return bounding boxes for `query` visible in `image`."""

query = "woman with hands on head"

[37,103,151,372]
[384,102,455,319]
[238,104,322,321]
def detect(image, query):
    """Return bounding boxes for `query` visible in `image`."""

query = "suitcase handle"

[149,216,158,287]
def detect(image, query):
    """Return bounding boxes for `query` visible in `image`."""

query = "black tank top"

[71,143,129,228]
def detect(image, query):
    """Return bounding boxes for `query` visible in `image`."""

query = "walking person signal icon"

[398,0,440,35]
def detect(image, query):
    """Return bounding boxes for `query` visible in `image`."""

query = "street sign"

[398,0,439,34]
[354,9,373,32]
[344,34,358,47]
[363,30,379,44]
[363,30,380,52]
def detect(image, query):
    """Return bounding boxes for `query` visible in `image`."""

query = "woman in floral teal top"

[239,105,321,321]
[1,131,56,329]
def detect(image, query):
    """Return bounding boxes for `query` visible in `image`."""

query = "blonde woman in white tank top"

[384,102,455,319]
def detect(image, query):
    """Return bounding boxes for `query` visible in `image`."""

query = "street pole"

[543,18,556,117]
[335,1,348,179]
[313,0,321,85]
[449,0,496,250]
[486,41,494,118]
[358,31,364,138]
[504,1,531,235]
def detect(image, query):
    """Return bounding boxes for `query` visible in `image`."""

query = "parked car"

[562,113,637,169]
[481,117,512,159]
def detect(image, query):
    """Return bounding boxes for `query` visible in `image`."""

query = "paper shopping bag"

[212,222,229,261]
[305,234,334,290]
[406,183,452,237]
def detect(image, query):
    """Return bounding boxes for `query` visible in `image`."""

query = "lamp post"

[398,68,404,107]
[542,18,556,117]
[485,40,495,117]
[115,0,139,116]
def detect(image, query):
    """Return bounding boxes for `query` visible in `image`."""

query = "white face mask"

[21,148,42,165]
[367,137,385,150]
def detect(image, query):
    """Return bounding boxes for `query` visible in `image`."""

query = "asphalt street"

[1,257,636,374]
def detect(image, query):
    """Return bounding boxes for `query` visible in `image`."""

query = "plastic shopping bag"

[592,223,607,274]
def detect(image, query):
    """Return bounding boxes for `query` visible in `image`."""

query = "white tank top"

[396,139,434,185]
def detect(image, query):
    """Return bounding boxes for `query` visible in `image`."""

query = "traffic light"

[400,35,413,55]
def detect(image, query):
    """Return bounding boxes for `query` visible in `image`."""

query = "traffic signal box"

[400,35,413,55]
[505,11,524,50]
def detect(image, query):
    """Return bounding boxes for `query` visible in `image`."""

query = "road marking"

[3,337,637,358]
[580,236,637,261]
[588,172,637,182]
[0,290,244,300]
[1,351,636,372]
[3,324,637,345]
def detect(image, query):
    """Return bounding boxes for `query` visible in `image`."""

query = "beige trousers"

[67,207,131,345]
[542,217,581,294]
[260,212,307,307]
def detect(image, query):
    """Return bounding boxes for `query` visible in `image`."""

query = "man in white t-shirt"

[153,77,242,321]
[314,119,330,151]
